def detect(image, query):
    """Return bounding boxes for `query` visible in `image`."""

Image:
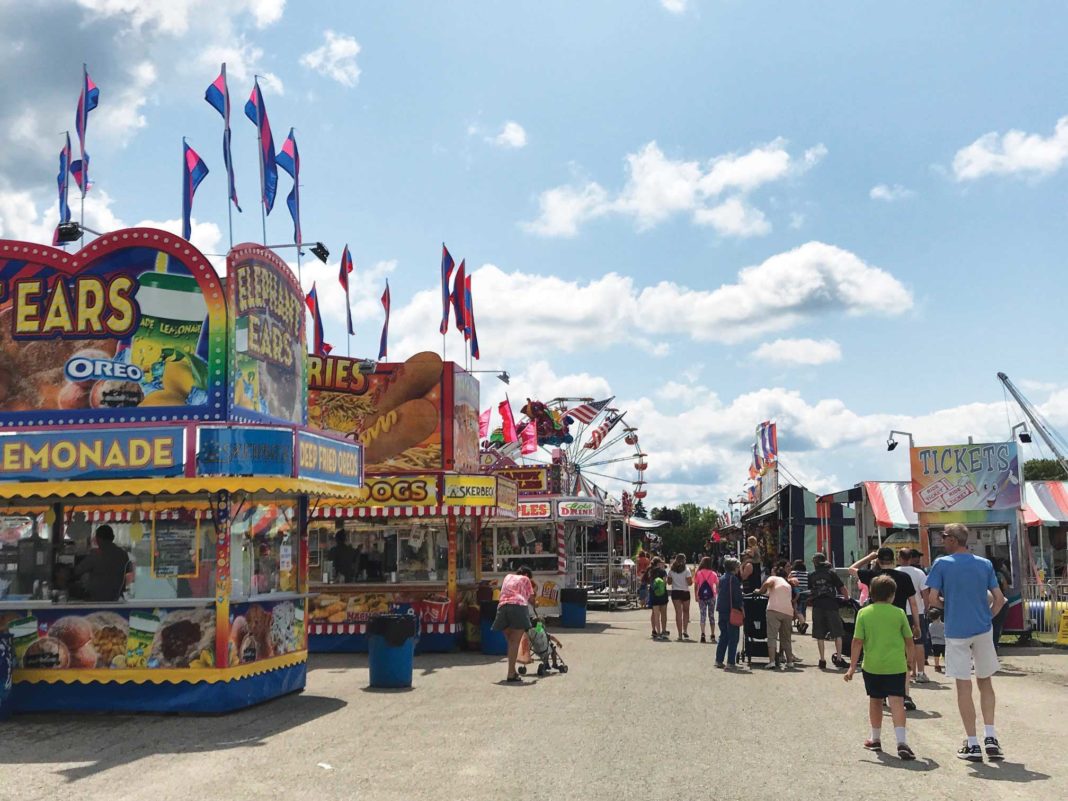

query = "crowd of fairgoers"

[625,525,1009,764]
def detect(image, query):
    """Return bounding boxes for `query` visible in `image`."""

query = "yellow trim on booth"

[0,477,358,502]
[14,650,307,685]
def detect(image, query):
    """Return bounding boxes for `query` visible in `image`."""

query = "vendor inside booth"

[0,231,364,714]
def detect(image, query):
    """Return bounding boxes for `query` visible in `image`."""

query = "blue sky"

[1,1,1067,508]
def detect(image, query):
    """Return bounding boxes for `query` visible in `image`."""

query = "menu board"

[151,519,199,578]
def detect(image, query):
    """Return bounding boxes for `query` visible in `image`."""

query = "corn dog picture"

[372,352,443,417]
[360,398,439,465]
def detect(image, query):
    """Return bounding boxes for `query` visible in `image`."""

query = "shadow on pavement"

[0,692,346,783]
[866,753,941,772]
[901,709,942,720]
[966,761,1051,782]
[548,622,616,635]
[307,652,506,678]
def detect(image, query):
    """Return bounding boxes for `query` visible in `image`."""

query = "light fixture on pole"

[886,430,915,452]
[55,222,103,243]
[264,241,330,264]
[469,369,510,385]
[1011,422,1032,444]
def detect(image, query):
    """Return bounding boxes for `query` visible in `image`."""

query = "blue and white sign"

[296,431,362,487]
[196,426,294,477]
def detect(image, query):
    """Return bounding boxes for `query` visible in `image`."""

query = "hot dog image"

[372,352,443,417]
[360,398,439,465]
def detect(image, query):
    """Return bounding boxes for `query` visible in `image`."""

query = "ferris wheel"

[515,397,648,502]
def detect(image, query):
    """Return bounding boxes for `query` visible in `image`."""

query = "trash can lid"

[368,613,417,644]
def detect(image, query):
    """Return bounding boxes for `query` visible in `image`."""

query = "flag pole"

[222,64,233,251]
[253,76,267,246]
[79,64,86,243]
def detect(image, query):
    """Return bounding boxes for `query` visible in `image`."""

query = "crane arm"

[997,371,1068,477]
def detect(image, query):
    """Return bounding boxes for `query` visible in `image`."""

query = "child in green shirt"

[845,574,916,760]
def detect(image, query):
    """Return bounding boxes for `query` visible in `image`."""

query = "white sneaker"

[915,672,929,683]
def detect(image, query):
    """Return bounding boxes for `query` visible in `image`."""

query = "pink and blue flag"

[73,64,99,195]
[181,139,209,241]
[305,283,332,356]
[378,280,390,360]
[465,273,479,360]
[276,128,301,247]
[69,155,90,194]
[439,244,455,334]
[451,259,467,335]
[338,245,354,335]
[244,79,278,214]
[53,133,72,245]
[204,63,241,212]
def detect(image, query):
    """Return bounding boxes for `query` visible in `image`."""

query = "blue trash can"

[368,614,417,689]
[480,601,508,655]
[0,632,13,720]
[560,588,588,628]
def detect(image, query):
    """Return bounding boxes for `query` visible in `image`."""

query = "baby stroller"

[742,593,770,666]
[838,597,862,660]
[517,609,568,676]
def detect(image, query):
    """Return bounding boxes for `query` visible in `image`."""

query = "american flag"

[583,411,622,449]
[566,397,614,425]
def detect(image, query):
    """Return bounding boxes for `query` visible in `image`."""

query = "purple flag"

[244,79,278,214]
[204,63,241,212]
[182,139,209,241]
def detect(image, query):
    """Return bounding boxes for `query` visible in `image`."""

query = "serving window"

[310,521,449,583]
[482,524,557,574]
[63,507,217,601]
[230,499,299,599]
[0,512,51,599]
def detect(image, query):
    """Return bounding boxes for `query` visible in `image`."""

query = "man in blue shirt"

[924,523,1006,763]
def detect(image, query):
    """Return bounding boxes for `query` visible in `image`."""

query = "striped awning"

[311,505,500,519]
[67,509,201,522]
[1022,481,1068,526]
[863,481,918,528]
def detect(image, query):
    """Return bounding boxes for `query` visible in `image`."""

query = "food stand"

[480,473,606,616]
[303,353,517,652]
[0,231,363,713]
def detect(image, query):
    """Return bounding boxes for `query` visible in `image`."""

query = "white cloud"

[300,30,362,87]
[693,196,770,237]
[71,0,284,35]
[490,121,527,149]
[869,183,915,202]
[524,139,824,238]
[660,0,687,13]
[521,182,610,237]
[603,379,1068,508]
[134,216,224,263]
[198,39,284,95]
[367,242,910,369]
[751,338,842,366]
[637,242,912,344]
[953,116,1068,181]
[95,61,157,143]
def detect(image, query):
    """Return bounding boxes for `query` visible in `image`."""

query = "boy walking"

[844,574,916,760]
[928,608,946,673]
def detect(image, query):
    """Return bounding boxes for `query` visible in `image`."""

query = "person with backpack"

[647,557,670,639]
[808,552,849,669]
[668,553,694,641]
[694,556,719,644]
[715,557,745,669]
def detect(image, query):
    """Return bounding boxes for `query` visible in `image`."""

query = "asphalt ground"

[1,607,1064,801]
